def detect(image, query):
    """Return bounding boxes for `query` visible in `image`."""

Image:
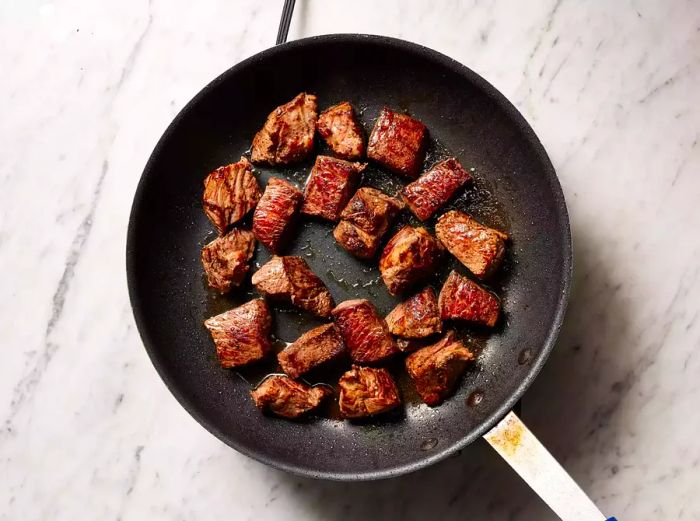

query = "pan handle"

[484,411,616,521]
[276,0,296,45]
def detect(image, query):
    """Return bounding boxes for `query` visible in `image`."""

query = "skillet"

[126,34,572,481]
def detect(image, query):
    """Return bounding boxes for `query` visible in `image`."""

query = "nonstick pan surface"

[127,34,572,480]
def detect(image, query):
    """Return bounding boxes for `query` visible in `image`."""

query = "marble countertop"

[2,1,699,519]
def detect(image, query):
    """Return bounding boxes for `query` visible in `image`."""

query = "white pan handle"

[483,411,617,521]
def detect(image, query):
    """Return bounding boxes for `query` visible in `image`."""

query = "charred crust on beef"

[201,228,256,292]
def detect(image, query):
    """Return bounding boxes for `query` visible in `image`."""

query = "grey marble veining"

[1,1,699,519]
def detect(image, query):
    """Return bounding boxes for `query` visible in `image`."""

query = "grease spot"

[467,390,484,407]
[518,348,532,365]
[420,438,438,451]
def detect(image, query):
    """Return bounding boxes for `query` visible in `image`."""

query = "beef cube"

[367,108,427,178]
[317,101,365,160]
[301,155,365,221]
[435,210,508,279]
[379,226,443,295]
[278,323,346,379]
[253,177,303,254]
[201,228,256,293]
[405,330,474,406]
[385,287,442,338]
[251,256,334,317]
[251,92,318,165]
[332,221,380,260]
[338,365,401,418]
[401,158,472,220]
[202,157,261,235]
[331,299,397,363]
[251,375,331,419]
[204,299,272,368]
[333,187,404,259]
[438,270,500,327]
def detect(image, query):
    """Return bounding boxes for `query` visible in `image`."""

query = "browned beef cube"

[435,210,508,279]
[332,221,380,260]
[331,299,397,363]
[251,375,331,419]
[204,299,272,368]
[251,92,318,165]
[379,226,443,295]
[333,187,404,259]
[202,157,261,235]
[301,155,365,221]
[405,330,474,406]
[277,323,345,379]
[367,108,427,178]
[338,365,401,418]
[385,287,442,338]
[317,101,365,160]
[201,228,256,293]
[253,177,303,254]
[401,158,472,220]
[438,270,500,327]
[251,256,334,317]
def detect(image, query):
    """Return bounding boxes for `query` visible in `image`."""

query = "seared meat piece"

[401,158,472,220]
[204,299,272,368]
[251,92,318,165]
[331,299,397,363]
[251,375,331,419]
[278,323,346,379]
[333,187,404,259]
[438,270,500,327]
[317,101,365,160]
[435,210,508,279]
[202,157,261,235]
[367,108,427,178]
[385,287,442,338]
[201,228,256,292]
[301,155,365,221]
[253,177,303,254]
[338,365,401,418]
[405,330,474,406]
[251,256,334,317]
[379,226,443,295]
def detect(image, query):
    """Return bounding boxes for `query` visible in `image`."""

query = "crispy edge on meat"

[338,365,401,418]
[251,92,318,165]
[202,157,261,235]
[379,226,443,296]
[316,101,365,160]
[401,158,473,221]
[405,330,475,406]
[204,299,272,368]
[253,177,303,254]
[301,155,366,221]
[278,323,346,379]
[385,287,442,338]
[201,228,256,293]
[438,270,500,327]
[251,375,331,419]
[435,210,508,279]
[367,108,427,178]
[331,299,397,363]
[333,187,404,259]
[251,256,334,318]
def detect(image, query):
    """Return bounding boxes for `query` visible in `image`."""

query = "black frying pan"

[126,34,571,481]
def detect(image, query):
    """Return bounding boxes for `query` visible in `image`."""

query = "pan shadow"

[269,221,631,520]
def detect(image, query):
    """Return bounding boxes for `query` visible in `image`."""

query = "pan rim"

[126,33,572,481]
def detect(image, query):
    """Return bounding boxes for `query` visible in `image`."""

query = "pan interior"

[127,35,570,480]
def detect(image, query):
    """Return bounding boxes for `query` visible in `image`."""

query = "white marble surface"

[1,0,699,519]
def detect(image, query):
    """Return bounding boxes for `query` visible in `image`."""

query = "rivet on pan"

[467,390,484,407]
[420,438,438,451]
[518,348,532,365]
